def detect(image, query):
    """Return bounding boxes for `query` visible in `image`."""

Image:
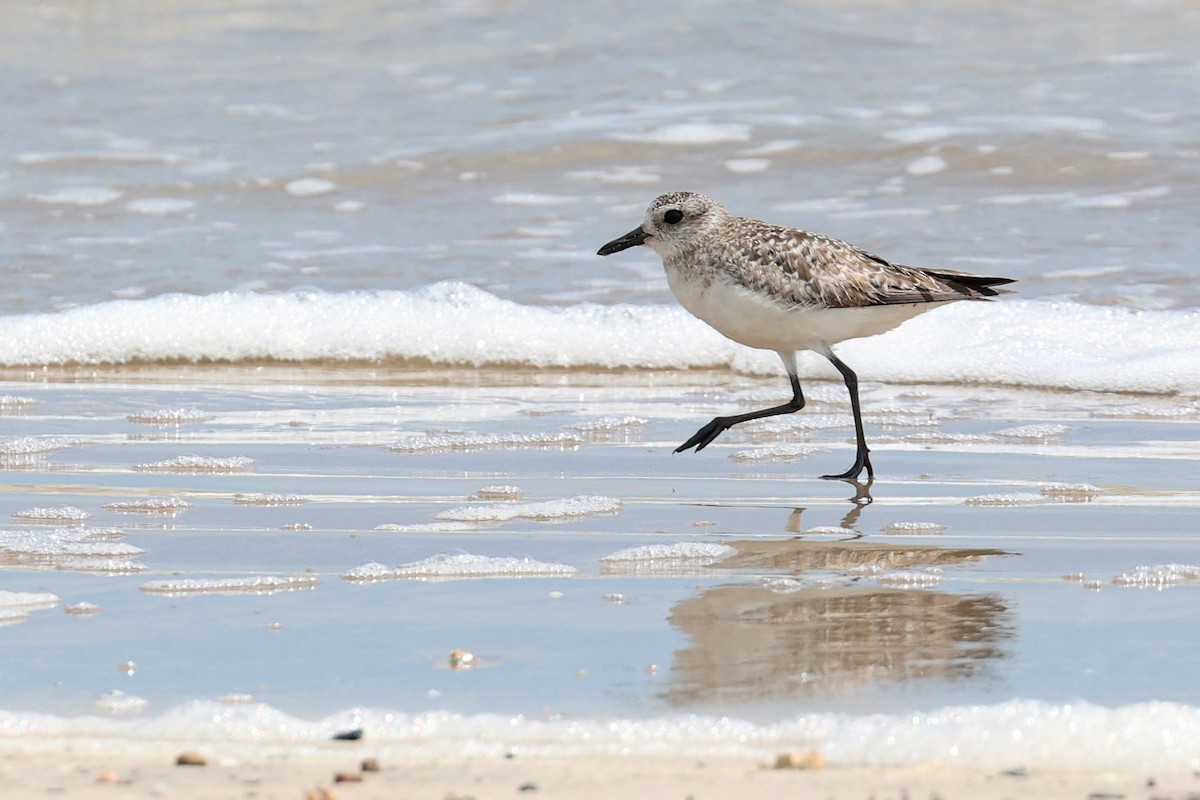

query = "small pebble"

[773,750,827,770]
[175,751,207,766]
[518,783,538,792]
[96,770,120,783]
[331,729,363,741]
[305,787,338,800]
[361,757,380,772]
[333,772,364,783]
[66,602,102,616]
[449,649,476,671]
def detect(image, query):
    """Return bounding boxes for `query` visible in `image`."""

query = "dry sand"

[0,745,1190,800]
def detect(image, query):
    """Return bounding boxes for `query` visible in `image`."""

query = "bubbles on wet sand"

[12,505,91,523]
[1112,564,1200,589]
[133,456,253,473]
[993,424,1069,440]
[880,522,948,535]
[233,494,306,506]
[729,444,824,463]
[965,493,1047,507]
[468,485,525,501]
[1039,483,1104,501]
[342,554,577,582]
[126,408,212,425]
[0,527,145,571]
[104,497,193,515]
[139,575,319,596]
[388,431,583,453]
[436,495,621,523]
[600,543,735,577]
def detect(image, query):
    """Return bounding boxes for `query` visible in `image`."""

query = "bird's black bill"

[597,227,648,256]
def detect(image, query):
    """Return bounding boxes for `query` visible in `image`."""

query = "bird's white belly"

[667,269,944,351]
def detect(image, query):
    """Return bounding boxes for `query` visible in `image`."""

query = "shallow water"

[1,368,1200,768]
[3,0,1200,768]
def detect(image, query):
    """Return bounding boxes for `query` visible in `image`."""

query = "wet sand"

[2,365,1199,771]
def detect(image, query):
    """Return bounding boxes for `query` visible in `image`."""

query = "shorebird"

[597,191,1014,480]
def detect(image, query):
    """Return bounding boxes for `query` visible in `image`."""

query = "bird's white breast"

[665,264,944,352]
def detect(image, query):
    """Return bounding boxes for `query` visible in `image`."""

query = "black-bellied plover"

[597,191,1015,481]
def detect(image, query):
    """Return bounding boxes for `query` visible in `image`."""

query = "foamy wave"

[0,284,1199,395]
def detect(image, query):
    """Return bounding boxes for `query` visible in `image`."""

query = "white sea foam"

[880,521,948,535]
[0,590,59,611]
[127,407,212,424]
[133,455,253,473]
[31,186,123,206]
[723,158,770,173]
[284,178,336,197]
[139,575,320,595]
[993,423,1068,439]
[437,495,622,523]
[964,492,1047,507]
[1112,564,1200,588]
[7,698,1195,769]
[12,506,91,523]
[905,154,948,176]
[0,527,145,567]
[373,521,480,532]
[1039,483,1103,500]
[232,493,306,506]
[568,416,647,433]
[0,285,1199,395]
[613,123,752,145]
[125,197,195,215]
[104,497,193,514]
[0,436,79,458]
[343,554,577,581]
[468,485,525,501]
[601,542,736,563]
[728,444,824,463]
[389,431,582,453]
[876,568,943,588]
[491,192,578,206]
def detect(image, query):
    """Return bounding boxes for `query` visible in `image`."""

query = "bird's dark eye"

[663,209,683,224]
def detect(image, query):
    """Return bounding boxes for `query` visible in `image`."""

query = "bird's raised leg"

[675,372,805,453]
[818,349,874,481]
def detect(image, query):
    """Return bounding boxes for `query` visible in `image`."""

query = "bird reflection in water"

[661,503,1013,707]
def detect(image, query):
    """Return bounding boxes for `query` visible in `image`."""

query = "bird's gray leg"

[818,350,874,481]
[676,353,805,453]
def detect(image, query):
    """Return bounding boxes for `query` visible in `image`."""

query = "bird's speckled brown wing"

[716,218,998,309]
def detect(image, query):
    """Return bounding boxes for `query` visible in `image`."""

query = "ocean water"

[3,0,1200,769]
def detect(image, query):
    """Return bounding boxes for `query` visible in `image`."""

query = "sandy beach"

[4,0,1200,789]
[4,364,1200,791]
[2,745,1195,800]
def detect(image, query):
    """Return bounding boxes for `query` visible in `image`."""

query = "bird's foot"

[674,417,732,453]
[820,451,874,482]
